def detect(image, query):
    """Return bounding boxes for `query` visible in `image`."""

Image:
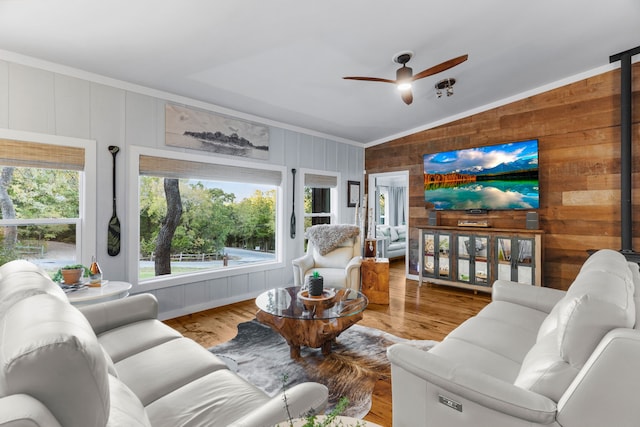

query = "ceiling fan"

[343,52,468,105]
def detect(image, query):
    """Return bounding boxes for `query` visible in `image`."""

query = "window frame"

[128,145,286,290]
[301,169,340,230]
[0,128,97,266]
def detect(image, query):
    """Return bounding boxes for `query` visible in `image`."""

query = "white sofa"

[0,260,328,427]
[376,224,406,259]
[387,249,640,427]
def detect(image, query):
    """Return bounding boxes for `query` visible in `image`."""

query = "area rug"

[209,319,437,419]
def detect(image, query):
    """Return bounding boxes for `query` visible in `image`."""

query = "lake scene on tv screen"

[423,139,539,210]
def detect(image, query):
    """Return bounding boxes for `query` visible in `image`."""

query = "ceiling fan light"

[397,82,412,91]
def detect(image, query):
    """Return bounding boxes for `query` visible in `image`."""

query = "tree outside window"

[0,166,80,274]
[138,176,277,280]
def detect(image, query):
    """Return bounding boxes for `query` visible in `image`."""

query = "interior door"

[368,171,410,273]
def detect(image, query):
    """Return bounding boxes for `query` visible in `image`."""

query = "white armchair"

[292,230,362,290]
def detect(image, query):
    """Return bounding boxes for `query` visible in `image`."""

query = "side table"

[360,257,389,304]
[66,281,132,306]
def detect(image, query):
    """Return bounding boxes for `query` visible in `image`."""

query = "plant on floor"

[278,375,363,427]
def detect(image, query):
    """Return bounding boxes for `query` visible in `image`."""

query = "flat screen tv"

[423,139,539,211]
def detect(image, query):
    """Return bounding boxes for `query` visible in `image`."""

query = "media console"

[418,226,543,293]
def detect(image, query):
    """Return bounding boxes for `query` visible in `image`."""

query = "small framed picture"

[347,181,360,207]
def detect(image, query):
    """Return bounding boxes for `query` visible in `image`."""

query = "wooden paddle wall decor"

[107,145,121,256]
[365,61,640,291]
[290,168,296,238]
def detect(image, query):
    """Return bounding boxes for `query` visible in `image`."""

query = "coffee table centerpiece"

[255,286,368,358]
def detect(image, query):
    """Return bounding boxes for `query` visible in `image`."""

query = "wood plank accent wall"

[365,63,640,290]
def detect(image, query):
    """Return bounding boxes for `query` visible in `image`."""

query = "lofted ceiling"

[0,0,638,146]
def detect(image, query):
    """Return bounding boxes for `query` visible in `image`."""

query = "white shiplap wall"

[0,57,364,320]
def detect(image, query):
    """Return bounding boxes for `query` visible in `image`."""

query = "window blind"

[304,173,337,188]
[0,139,85,170]
[139,155,282,186]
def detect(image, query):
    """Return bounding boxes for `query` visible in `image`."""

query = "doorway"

[368,171,409,276]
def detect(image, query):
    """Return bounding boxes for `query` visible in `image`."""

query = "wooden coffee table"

[255,286,368,359]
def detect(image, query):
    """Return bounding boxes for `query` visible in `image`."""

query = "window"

[137,153,282,281]
[303,172,338,233]
[378,191,386,225]
[0,137,89,277]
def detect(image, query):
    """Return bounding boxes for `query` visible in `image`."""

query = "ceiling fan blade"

[343,76,397,84]
[401,90,413,105]
[411,54,469,81]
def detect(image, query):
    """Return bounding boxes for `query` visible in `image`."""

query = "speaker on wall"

[428,210,439,226]
[526,212,539,230]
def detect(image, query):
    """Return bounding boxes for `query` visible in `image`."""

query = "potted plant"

[277,375,364,427]
[53,264,90,284]
[308,271,324,297]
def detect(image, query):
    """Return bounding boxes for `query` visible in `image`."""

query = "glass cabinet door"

[474,236,489,286]
[458,235,489,286]
[423,232,436,277]
[457,235,471,283]
[422,231,452,279]
[438,233,451,279]
[515,238,534,285]
[495,236,535,284]
[496,237,512,281]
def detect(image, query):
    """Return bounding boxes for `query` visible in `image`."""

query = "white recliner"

[387,249,640,427]
[292,229,362,290]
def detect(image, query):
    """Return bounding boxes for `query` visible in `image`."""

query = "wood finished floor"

[164,259,491,426]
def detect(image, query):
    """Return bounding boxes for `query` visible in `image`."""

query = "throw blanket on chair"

[306,224,361,256]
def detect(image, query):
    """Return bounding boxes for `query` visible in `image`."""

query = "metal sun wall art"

[165,104,269,160]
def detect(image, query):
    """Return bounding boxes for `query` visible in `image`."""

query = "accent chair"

[292,230,362,290]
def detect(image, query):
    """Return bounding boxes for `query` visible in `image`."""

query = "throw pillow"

[397,226,407,241]
[306,224,360,256]
[376,225,390,238]
[389,226,399,242]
